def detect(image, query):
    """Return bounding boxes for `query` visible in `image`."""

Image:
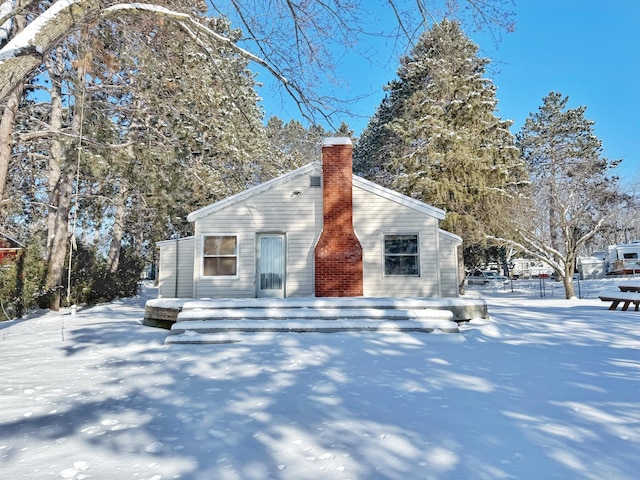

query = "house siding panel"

[158,237,194,298]
[194,167,323,298]
[353,186,442,297]
[438,233,460,297]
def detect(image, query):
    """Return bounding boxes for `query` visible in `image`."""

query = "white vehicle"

[596,242,640,275]
[466,271,509,286]
[509,258,553,279]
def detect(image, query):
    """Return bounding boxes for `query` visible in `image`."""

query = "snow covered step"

[179,297,462,310]
[176,307,455,322]
[168,317,459,336]
[144,297,488,328]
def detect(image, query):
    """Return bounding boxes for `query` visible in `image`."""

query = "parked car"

[466,271,509,286]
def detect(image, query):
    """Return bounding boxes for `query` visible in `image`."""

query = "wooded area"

[0,0,636,314]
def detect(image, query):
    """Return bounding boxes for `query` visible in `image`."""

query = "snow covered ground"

[1,278,639,480]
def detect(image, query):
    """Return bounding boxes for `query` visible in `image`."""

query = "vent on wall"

[310,176,321,187]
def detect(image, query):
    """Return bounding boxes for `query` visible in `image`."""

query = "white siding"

[353,185,442,297]
[159,164,460,300]
[157,237,194,298]
[438,232,460,297]
[193,167,323,298]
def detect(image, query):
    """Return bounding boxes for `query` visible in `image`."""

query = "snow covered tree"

[3,3,272,309]
[263,118,332,173]
[0,1,515,311]
[354,19,526,285]
[496,92,625,299]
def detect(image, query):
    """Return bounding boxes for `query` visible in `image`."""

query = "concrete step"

[176,307,455,321]
[166,309,460,344]
[178,297,469,311]
[165,321,458,344]
[145,297,488,331]
[171,318,458,333]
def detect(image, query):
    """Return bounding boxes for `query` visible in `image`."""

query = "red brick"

[314,138,363,297]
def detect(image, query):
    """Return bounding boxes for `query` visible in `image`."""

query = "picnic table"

[599,284,640,310]
[617,284,640,293]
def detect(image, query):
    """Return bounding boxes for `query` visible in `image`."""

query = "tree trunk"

[562,272,575,299]
[0,0,102,102]
[457,244,466,295]
[0,83,22,202]
[0,1,27,202]
[107,182,127,273]
[45,62,72,311]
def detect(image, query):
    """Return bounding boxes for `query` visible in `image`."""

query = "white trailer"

[508,258,553,279]
[602,242,640,275]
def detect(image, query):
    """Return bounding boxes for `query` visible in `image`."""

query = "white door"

[257,234,285,298]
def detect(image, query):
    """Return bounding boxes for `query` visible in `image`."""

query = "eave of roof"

[0,232,25,248]
[156,236,195,247]
[439,228,463,244]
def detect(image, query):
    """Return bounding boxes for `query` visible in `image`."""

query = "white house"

[156,137,462,300]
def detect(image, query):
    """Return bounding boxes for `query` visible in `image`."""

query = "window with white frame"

[203,235,237,276]
[383,234,420,276]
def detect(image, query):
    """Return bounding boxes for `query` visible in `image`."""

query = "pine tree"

[264,117,334,174]
[510,92,624,298]
[2,5,272,309]
[354,19,526,281]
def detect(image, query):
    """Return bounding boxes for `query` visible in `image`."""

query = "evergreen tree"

[507,92,625,298]
[354,19,526,282]
[2,5,272,309]
[264,118,335,173]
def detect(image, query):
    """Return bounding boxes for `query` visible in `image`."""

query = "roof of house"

[0,233,25,249]
[186,162,448,223]
[439,228,463,245]
[156,236,195,247]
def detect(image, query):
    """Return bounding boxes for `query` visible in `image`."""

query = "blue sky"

[257,1,639,182]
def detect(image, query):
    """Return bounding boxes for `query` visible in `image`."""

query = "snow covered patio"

[1,279,639,479]
[143,296,488,344]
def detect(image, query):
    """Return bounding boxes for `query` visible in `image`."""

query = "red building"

[0,234,24,263]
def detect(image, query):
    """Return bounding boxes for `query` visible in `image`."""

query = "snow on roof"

[0,232,25,248]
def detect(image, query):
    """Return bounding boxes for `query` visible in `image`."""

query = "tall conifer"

[354,19,526,276]
[511,92,623,298]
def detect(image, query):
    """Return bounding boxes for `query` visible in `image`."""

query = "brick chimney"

[314,137,364,297]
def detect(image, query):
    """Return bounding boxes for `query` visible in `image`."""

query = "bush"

[64,243,144,306]
[0,242,48,320]
[0,240,145,318]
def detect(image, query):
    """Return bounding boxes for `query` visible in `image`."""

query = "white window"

[203,235,237,276]
[384,234,420,276]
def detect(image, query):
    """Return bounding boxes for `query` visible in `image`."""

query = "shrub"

[0,242,47,320]
[64,243,144,306]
